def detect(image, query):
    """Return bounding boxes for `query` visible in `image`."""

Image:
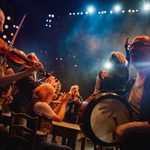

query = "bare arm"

[94,75,101,94]
[33,101,68,122]
[115,121,150,140]
[0,63,42,86]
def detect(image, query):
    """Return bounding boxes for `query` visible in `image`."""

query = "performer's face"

[0,11,5,33]
[130,37,150,67]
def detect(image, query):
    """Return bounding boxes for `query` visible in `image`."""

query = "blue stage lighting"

[143,2,150,12]
[113,4,122,13]
[104,62,112,70]
[87,5,96,14]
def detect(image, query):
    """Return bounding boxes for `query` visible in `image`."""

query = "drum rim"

[81,92,132,146]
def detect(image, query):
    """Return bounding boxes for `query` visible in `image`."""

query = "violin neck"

[12,49,33,64]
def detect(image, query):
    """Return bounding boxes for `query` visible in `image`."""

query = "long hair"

[109,51,128,66]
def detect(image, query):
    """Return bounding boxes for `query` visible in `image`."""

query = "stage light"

[4,25,9,29]
[122,10,125,13]
[104,62,112,70]
[136,9,139,12]
[85,11,89,14]
[13,25,16,28]
[98,11,101,14]
[87,5,96,14]
[45,24,48,27]
[143,2,150,12]
[16,26,18,29]
[77,12,80,15]
[69,13,72,15]
[46,19,48,22]
[74,64,77,67]
[128,9,131,13]
[80,12,83,15]
[3,35,7,39]
[49,25,51,27]
[73,13,75,15]
[132,10,135,13]
[113,4,122,13]
[110,10,113,14]
[48,14,51,17]
[7,16,11,20]
[51,14,55,18]
[49,20,51,22]
[10,33,14,36]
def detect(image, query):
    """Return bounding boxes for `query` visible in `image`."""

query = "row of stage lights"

[69,9,139,16]
[69,3,150,16]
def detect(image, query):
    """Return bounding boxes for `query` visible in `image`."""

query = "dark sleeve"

[16,75,37,92]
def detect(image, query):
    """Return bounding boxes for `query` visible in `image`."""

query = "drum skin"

[79,92,132,146]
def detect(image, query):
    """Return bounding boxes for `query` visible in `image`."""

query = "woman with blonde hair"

[29,83,71,122]
[26,83,72,150]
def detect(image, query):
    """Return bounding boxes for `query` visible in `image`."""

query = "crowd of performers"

[0,8,150,150]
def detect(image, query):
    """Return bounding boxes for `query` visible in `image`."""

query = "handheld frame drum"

[79,92,131,147]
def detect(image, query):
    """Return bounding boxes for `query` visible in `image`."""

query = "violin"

[0,38,52,78]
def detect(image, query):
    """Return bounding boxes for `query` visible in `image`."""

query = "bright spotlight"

[113,4,122,12]
[87,5,96,14]
[143,3,150,12]
[104,62,112,70]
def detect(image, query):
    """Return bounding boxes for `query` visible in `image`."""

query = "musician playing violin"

[0,9,42,86]
[11,52,44,115]
[0,8,42,150]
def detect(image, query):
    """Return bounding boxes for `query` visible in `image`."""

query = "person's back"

[94,51,129,94]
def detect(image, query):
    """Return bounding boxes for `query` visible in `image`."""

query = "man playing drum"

[115,35,150,150]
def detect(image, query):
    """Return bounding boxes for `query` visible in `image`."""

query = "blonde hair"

[34,83,55,104]
[110,51,128,65]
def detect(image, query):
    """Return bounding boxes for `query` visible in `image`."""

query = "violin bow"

[9,14,27,48]
[3,14,27,61]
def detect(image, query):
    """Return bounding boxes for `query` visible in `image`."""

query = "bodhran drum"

[79,92,131,146]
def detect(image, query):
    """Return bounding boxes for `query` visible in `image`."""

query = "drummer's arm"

[116,121,150,139]
[94,75,101,94]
